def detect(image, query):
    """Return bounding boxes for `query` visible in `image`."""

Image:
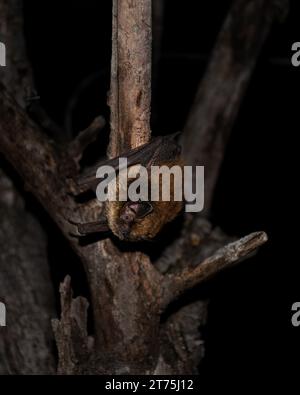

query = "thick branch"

[0,85,75,234]
[108,0,152,156]
[182,0,288,214]
[162,231,268,308]
[79,0,169,373]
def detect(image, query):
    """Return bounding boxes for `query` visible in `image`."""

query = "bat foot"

[67,218,86,237]
[68,217,110,236]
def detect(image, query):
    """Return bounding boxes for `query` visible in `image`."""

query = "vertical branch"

[108,0,152,156]
[182,0,287,214]
[92,0,165,374]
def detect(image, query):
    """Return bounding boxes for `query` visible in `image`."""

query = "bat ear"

[130,201,153,219]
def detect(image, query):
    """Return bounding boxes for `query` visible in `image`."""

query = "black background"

[21,0,298,384]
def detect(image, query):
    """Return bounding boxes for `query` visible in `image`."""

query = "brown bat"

[75,133,183,241]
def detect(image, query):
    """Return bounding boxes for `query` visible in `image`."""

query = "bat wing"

[76,132,181,193]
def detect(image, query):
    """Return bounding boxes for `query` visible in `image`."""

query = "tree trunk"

[0,0,55,374]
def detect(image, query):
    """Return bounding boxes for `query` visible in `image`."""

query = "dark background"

[22,0,298,384]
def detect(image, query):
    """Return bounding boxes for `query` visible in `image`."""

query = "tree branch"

[108,0,152,156]
[161,231,268,308]
[0,85,75,233]
[52,276,92,375]
[68,115,106,165]
[182,0,288,214]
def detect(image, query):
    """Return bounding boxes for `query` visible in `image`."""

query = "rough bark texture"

[182,0,288,215]
[0,0,56,374]
[0,189,55,374]
[108,0,152,156]
[0,0,278,374]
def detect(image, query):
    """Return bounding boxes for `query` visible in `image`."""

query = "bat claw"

[67,217,110,236]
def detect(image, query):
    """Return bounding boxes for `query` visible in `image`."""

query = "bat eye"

[120,201,153,225]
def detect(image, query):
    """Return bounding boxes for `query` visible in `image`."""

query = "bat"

[74,133,183,241]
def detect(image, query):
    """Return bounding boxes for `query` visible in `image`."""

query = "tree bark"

[108,0,152,155]
[0,191,55,374]
[0,0,56,374]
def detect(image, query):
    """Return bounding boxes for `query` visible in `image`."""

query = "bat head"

[105,160,184,241]
[106,199,183,241]
[118,200,153,239]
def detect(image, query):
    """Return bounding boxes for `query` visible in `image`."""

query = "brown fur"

[106,160,183,241]
[76,134,183,240]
